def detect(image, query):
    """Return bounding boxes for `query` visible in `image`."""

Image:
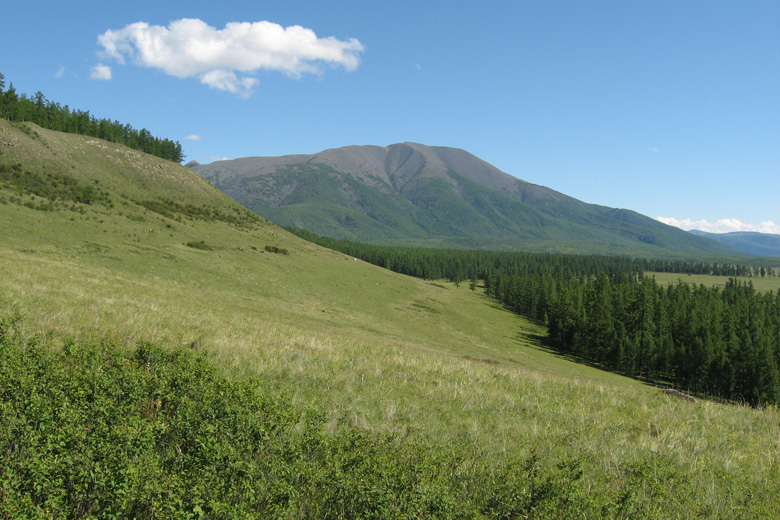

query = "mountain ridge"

[688,229,780,257]
[192,143,745,258]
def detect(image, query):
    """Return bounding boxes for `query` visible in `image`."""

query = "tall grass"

[3,314,779,518]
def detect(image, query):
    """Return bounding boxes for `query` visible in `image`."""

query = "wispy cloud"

[55,65,66,78]
[656,217,780,234]
[648,146,660,153]
[90,63,113,80]
[96,18,364,97]
[184,134,203,142]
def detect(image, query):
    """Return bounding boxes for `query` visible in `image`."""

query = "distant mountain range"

[688,230,780,257]
[191,142,745,258]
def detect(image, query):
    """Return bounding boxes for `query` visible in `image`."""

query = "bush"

[265,245,289,255]
[138,198,260,229]
[0,161,111,207]
[0,315,604,519]
[185,240,212,251]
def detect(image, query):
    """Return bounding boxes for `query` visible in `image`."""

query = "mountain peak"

[191,143,746,257]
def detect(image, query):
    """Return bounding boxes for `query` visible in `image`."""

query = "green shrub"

[264,245,289,255]
[0,161,111,207]
[0,315,606,519]
[138,198,260,229]
[185,240,212,251]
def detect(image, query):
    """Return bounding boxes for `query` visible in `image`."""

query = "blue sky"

[3,0,779,233]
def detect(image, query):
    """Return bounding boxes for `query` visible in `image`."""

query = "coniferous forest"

[0,73,183,163]
[486,272,780,405]
[289,229,780,406]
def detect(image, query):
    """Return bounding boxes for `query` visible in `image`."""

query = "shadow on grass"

[515,330,608,371]
[513,329,664,388]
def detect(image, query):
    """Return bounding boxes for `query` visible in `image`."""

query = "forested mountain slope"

[192,142,744,258]
[689,229,780,257]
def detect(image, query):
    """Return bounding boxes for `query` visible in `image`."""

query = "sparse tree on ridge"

[0,72,184,163]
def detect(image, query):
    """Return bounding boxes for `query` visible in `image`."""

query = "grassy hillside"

[2,120,779,517]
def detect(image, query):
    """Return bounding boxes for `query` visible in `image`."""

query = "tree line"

[0,72,184,163]
[486,271,779,405]
[286,228,776,282]
[289,229,780,405]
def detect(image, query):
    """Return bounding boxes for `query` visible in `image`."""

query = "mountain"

[0,118,566,378]
[192,143,744,258]
[689,230,780,257]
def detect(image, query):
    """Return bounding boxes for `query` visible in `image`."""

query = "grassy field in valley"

[1,120,779,517]
[648,271,780,293]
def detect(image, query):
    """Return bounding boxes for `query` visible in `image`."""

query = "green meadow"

[648,271,780,293]
[2,120,779,518]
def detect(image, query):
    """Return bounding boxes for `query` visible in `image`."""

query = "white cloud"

[656,217,780,235]
[648,146,660,153]
[199,69,259,97]
[90,63,113,80]
[185,134,203,142]
[55,65,65,78]
[96,18,364,97]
